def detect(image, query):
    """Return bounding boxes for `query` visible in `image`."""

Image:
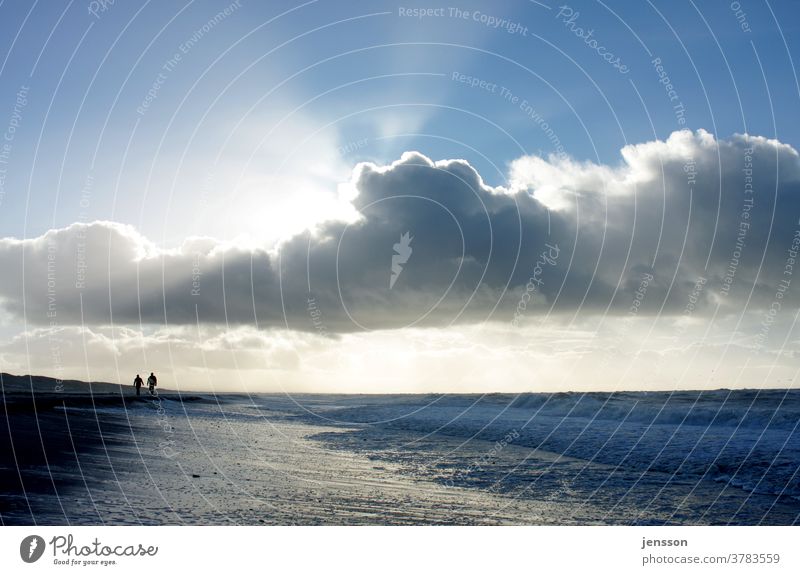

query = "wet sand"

[1,382,563,525]
[2,374,798,525]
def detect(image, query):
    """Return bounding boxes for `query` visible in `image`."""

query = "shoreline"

[2,380,798,525]
[3,372,797,397]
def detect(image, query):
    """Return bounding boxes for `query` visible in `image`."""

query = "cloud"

[1,130,799,334]
[3,318,794,393]
[0,324,304,387]
[510,130,800,313]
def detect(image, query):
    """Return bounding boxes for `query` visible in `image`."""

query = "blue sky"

[1,0,798,242]
[2,0,800,391]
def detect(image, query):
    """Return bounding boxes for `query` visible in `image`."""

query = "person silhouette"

[147,372,157,395]
[133,374,143,396]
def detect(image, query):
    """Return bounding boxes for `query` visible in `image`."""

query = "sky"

[1,0,799,392]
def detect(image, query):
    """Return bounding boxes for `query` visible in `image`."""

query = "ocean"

[1,387,798,525]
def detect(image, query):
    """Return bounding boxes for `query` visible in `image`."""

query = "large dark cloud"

[2,130,799,332]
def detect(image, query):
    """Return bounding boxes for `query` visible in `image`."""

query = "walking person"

[147,372,157,395]
[133,374,143,396]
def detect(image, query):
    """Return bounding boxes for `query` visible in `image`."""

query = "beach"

[1,374,798,525]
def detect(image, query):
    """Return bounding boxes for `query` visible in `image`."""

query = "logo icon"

[390,231,413,289]
[20,535,46,563]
